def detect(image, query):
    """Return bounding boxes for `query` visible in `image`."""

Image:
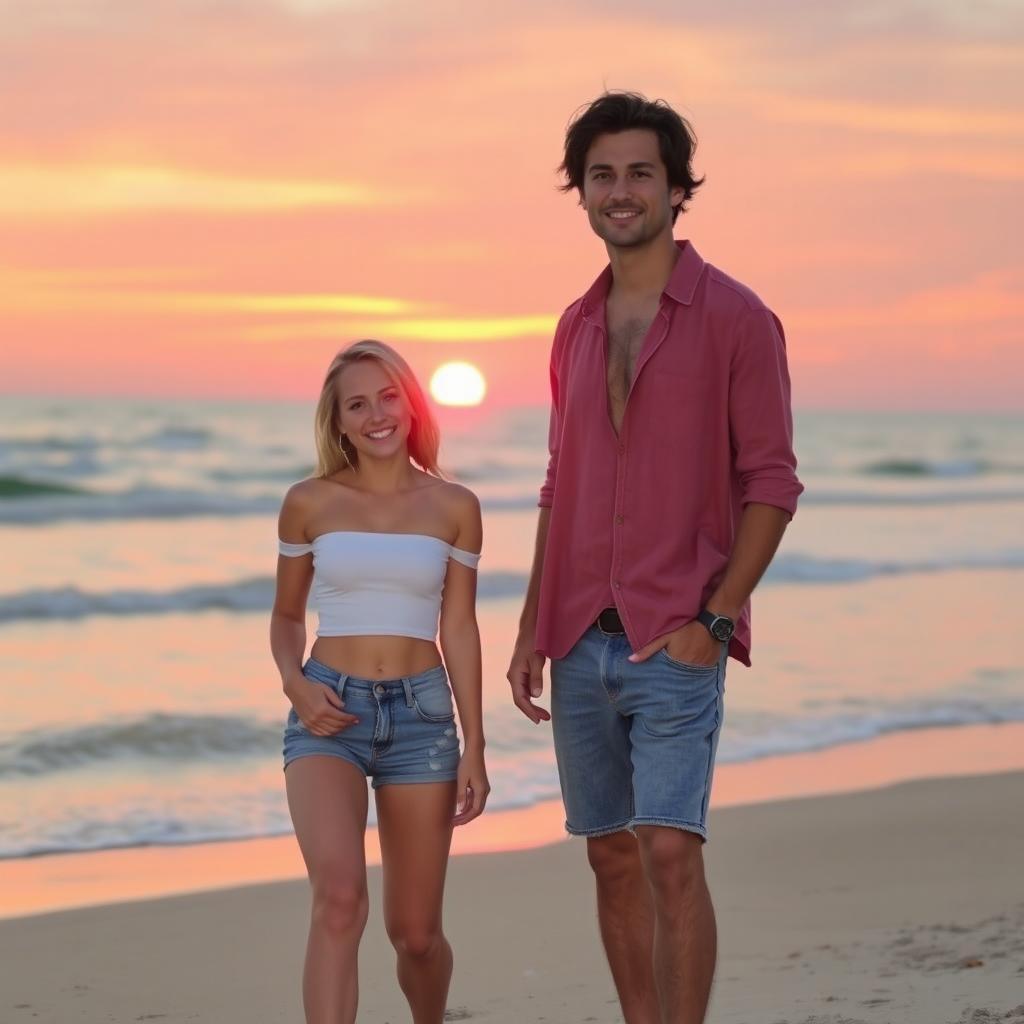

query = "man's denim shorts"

[550,624,727,841]
[282,657,460,787]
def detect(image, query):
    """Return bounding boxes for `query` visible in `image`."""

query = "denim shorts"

[282,657,460,787]
[550,625,727,841]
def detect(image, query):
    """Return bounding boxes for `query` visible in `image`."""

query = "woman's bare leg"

[376,781,457,1024]
[286,756,369,1024]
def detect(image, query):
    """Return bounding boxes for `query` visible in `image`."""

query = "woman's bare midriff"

[310,634,443,680]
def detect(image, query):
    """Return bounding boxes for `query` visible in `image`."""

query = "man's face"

[581,129,683,250]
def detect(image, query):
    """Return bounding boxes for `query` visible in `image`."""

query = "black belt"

[596,607,625,634]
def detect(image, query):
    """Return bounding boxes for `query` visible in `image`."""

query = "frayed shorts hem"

[370,772,458,789]
[283,749,364,774]
[564,819,633,838]
[630,817,708,841]
[564,818,708,841]
[283,750,458,788]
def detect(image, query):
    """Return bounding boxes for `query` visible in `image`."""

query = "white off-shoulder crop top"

[278,531,480,641]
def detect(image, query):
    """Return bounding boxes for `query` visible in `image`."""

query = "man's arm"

[507,507,552,723]
[508,306,574,717]
[631,305,801,665]
[709,303,801,618]
[507,320,564,723]
[704,502,789,621]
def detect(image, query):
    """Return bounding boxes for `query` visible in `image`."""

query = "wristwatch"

[696,608,735,643]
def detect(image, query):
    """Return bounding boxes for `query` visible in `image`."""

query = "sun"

[429,361,487,407]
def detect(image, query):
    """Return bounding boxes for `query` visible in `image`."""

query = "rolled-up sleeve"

[538,310,572,508]
[728,307,803,517]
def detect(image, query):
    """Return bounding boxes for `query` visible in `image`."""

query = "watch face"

[711,617,734,642]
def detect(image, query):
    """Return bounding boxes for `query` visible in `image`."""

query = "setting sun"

[429,361,487,407]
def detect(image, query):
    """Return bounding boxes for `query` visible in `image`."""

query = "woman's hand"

[452,746,489,827]
[285,675,360,736]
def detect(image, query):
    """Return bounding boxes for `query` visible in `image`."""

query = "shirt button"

[615,515,624,525]
[618,444,625,455]
[614,580,622,589]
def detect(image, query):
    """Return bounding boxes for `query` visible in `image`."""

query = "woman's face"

[336,359,413,464]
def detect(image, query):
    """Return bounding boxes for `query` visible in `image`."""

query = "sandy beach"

[4,766,1023,1024]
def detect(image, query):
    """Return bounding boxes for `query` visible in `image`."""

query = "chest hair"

[606,313,655,428]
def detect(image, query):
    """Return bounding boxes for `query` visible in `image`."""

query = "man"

[507,92,803,1024]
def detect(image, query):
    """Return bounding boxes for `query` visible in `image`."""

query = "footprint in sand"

[954,1007,1024,1023]
[796,1015,871,1024]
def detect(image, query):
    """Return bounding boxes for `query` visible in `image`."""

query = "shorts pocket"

[637,661,722,739]
[302,660,341,688]
[412,678,456,724]
[657,647,721,673]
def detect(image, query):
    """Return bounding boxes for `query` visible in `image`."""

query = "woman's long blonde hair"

[314,340,442,478]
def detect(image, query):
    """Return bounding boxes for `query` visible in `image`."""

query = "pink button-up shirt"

[536,240,802,666]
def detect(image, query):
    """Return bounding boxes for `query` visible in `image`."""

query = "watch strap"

[697,608,734,639]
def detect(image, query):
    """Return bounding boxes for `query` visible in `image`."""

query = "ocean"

[1,396,1022,859]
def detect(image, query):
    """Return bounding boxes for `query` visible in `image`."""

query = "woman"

[270,339,488,1024]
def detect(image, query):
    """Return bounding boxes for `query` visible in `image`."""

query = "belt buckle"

[597,607,624,634]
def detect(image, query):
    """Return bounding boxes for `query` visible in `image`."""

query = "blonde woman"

[271,340,488,1024]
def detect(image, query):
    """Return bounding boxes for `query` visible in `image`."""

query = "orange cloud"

[793,148,1024,183]
[0,271,423,317]
[0,268,554,348]
[222,315,558,344]
[788,272,1024,333]
[754,94,1024,139]
[0,164,385,217]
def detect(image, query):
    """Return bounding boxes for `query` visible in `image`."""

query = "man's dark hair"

[559,91,704,223]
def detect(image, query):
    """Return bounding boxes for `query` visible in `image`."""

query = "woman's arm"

[271,482,356,735]
[439,486,488,825]
[271,483,315,687]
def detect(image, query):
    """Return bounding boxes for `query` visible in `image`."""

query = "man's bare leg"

[637,826,716,1024]
[586,831,659,1024]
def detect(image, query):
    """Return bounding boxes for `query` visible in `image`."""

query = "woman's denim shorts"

[283,657,460,787]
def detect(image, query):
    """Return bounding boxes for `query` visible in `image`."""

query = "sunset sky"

[1,0,1021,409]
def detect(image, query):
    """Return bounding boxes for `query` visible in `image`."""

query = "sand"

[3,768,1023,1023]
